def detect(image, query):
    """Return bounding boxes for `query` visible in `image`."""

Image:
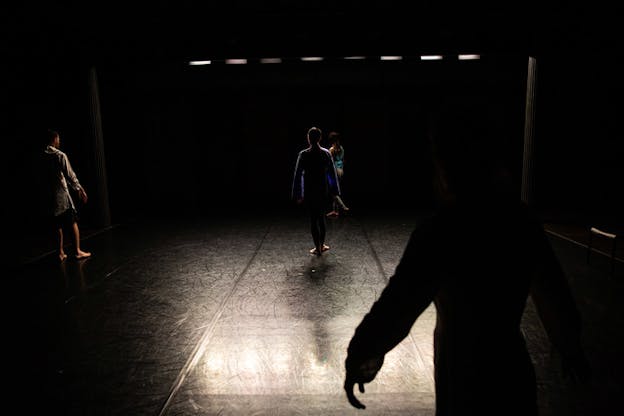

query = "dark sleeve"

[326,152,340,195]
[529,220,584,361]
[291,152,304,200]
[347,221,441,361]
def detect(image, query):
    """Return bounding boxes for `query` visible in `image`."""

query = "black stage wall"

[5,53,623,235]
[56,56,527,222]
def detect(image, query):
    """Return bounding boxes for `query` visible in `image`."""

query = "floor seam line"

[545,229,623,263]
[156,223,272,416]
[359,218,435,385]
[357,218,389,283]
[20,224,120,266]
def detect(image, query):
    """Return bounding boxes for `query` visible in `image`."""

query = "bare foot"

[59,253,68,262]
[75,250,92,260]
[310,247,323,256]
[321,244,330,252]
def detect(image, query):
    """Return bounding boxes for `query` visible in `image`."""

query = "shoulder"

[46,146,66,159]
[320,147,332,156]
[411,213,439,238]
[397,215,442,264]
[409,208,466,246]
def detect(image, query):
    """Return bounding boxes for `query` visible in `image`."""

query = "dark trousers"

[307,199,326,250]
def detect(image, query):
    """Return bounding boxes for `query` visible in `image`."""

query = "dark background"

[2,1,622,240]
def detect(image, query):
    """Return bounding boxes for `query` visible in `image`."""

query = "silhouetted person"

[292,126,341,256]
[326,131,350,217]
[344,106,590,415]
[41,129,91,261]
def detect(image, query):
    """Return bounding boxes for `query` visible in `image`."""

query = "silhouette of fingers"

[344,380,366,409]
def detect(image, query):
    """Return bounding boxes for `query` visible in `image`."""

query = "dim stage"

[12,211,622,415]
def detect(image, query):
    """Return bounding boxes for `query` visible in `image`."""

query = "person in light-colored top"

[42,129,91,261]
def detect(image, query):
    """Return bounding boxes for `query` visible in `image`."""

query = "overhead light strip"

[189,53,476,65]
[260,58,282,64]
[421,55,443,60]
[458,54,480,60]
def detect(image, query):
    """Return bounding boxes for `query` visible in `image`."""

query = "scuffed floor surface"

[10,211,623,415]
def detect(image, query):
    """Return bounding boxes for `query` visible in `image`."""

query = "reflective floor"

[10,210,623,415]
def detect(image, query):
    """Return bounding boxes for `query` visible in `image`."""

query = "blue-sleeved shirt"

[292,145,340,202]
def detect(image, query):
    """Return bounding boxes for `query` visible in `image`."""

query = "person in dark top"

[292,126,341,256]
[343,106,591,415]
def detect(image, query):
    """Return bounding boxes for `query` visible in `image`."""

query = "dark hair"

[428,101,510,198]
[307,127,322,143]
[47,129,59,145]
[328,131,340,143]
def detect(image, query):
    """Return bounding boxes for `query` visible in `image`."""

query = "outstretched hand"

[344,356,384,410]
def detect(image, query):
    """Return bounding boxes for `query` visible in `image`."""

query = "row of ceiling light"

[189,54,480,65]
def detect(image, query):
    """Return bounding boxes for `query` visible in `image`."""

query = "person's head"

[328,131,341,146]
[47,129,60,148]
[307,126,322,146]
[428,102,511,204]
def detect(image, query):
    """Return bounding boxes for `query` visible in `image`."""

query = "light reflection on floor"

[195,311,435,397]
[19,214,618,415]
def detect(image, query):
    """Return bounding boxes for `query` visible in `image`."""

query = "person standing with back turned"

[343,105,591,415]
[292,127,341,256]
[41,129,92,262]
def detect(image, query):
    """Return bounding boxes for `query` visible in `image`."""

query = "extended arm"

[61,153,88,203]
[345,223,440,408]
[291,152,304,202]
